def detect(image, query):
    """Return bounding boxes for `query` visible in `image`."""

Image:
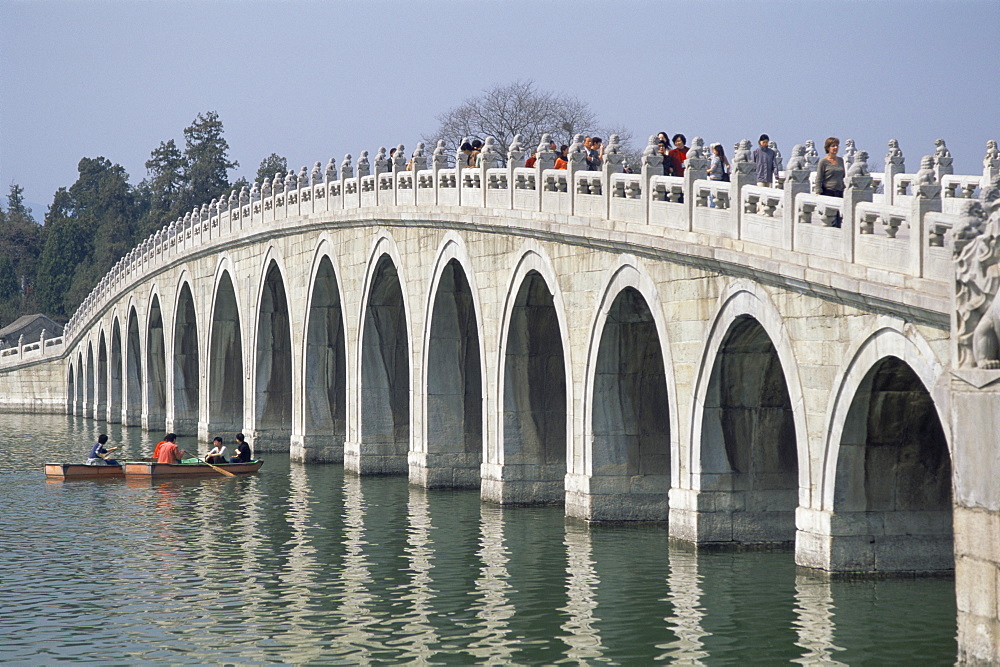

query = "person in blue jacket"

[87,434,120,465]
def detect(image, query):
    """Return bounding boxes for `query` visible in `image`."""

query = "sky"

[1,0,997,215]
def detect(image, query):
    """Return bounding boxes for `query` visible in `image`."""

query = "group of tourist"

[86,432,252,465]
[459,129,849,200]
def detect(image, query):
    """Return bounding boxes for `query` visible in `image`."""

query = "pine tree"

[140,138,186,236]
[256,153,288,185]
[181,111,238,212]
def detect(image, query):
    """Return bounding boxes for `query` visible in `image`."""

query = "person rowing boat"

[87,434,120,466]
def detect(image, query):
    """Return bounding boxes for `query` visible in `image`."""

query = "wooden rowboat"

[123,460,263,478]
[45,463,124,480]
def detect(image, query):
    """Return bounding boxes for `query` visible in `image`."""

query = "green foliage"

[140,138,186,237]
[26,111,238,324]
[0,184,43,326]
[35,189,90,318]
[181,111,238,212]
[0,255,18,301]
[256,153,288,185]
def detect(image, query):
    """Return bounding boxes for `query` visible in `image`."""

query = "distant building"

[0,314,62,348]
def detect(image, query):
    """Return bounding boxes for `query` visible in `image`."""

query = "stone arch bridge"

[4,136,1000,660]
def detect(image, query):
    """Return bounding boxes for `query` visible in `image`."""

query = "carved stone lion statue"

[955,176,1000,368]
[846,150,869,179]
[786,144,808,171]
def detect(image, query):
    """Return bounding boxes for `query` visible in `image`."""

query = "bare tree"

[425,80,631,165]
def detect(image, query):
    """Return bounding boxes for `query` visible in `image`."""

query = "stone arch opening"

[359,254,410,474]
[304,255,346,459]
[146,295,167,431]
[425,259,482,487]
[502,269,567,503]
[126,307,142,425]
[108,319,123,423]
[255,261,293,446]
[86,345,95,414]
[590,287,670,519]
[77,352,86,416]
[96,333,108,420]
[209,271,244,435]
[699,315,797,543]
[67,364,75,415]
[173,283,199,434]
[833,355,952,572]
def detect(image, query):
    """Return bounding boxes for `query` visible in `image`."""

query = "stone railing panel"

[740,185,787,248]
[608,173,643,224]
[541,170,570,215]
[794,194,848,261]
[648,175,686,230]
[854,203,913,274]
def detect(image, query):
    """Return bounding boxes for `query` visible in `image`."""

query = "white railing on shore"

[11,136,994,371]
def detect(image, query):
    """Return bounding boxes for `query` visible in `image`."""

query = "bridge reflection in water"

[0,414,957,663]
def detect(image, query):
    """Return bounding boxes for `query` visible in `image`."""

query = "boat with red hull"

[123,460,263,478]
[45,463,124,480]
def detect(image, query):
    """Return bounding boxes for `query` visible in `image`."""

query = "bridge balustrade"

[22,137,995,371]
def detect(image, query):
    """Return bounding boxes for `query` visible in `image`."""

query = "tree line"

[1,82,626,331]
[0,111,242,328]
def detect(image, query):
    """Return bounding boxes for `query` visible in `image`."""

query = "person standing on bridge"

[667,134,688,177]
[815,137,845,198]
[752,134,779,187]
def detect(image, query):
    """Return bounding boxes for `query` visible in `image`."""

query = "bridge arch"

[67,362,75,414]
[299,237,349,461]
[253,249,294,446]
[76,351,85,415]
[108,316,123,423]
[418,233,485,488]
[806,322,952,573]
[172,278,200,435]
[207,258,246,439]
[572,258,676,520]
[96,329,108,420]
[145,289,167,432]
[683,280,807,544]
[125,305,142,426]
[488,243,571,504]
[352,232,413,474]
[85,339,95,416]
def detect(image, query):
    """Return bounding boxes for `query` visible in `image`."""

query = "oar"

[202,456,237,478]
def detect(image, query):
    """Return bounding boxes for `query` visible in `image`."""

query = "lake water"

[0,412,956,664]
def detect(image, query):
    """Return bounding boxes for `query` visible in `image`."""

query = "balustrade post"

[601,134,625,220]
[731,139,756,239]
[843,152,874,264]
[507,135,526,211]
[391,144,406,207]
[910,156,942,277]
[884,139,905,205]
[783,167,810,251]
[566,134,586,217]
[639,135,662,226]
[983,140,1000,192]
[479,137,502,209]
[683,137,708,232]
[534,134,556,213]
[455,141,467,207]
[431,140,448,206]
